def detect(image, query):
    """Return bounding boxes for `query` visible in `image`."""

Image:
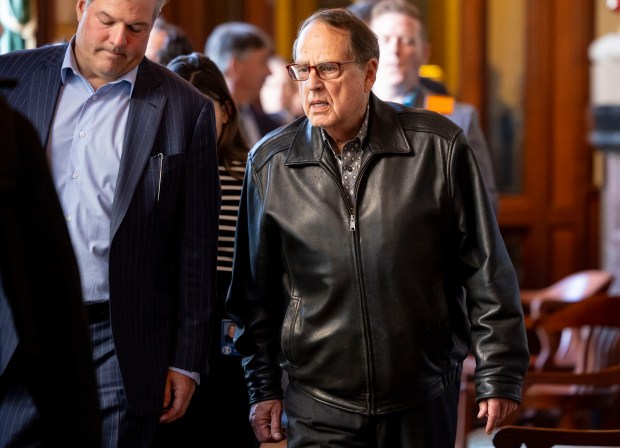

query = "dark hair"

[370,0,428,42]
[167,52,249,179]
[293,8,379,64]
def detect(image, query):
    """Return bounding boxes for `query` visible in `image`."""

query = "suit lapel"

[27,46,65,149]
[110,61,165,241]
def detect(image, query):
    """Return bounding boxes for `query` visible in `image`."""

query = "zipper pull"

[349,213,356,232]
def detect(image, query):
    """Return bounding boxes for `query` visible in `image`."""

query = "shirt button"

[92,95,98,101]
[72,173,78,179]
[66,216,72,222]
[78,130,85,138]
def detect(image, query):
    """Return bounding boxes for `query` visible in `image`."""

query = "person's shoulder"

[447,101,479,131]
[139,58,211,104]
[452,100,477,116]
[0,43,66,69]
[382,99,463,140]
[248,116,305,171]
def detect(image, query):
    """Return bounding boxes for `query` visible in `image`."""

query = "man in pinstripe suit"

[0,0,221,446]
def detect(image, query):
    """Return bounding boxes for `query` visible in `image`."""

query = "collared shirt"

[47,38,137,304]
[321,103,370,208]
[401,87,421,108]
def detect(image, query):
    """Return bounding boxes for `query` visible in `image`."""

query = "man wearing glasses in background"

[226,7,529,448]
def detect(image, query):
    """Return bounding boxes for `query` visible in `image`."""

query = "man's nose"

[306,69,323,89]
[109,25,128,48]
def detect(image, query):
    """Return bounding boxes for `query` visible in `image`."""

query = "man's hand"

[159,370,197,423]
[477,397,519,434]
[249,399,285,443]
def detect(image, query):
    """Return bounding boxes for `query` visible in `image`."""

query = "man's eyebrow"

[97,11,149,28]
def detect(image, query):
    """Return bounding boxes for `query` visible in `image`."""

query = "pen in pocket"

[156,153,163,201]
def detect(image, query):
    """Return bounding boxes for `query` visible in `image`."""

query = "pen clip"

[156,153,163,202]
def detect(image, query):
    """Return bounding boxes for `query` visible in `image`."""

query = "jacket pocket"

[281,295,301,366]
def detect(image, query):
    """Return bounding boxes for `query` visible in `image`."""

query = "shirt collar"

[402,87,422,108]
[61,36,138,95]
[321,102,371,152]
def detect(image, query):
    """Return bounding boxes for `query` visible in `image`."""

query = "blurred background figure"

[260,55,303,126]
[346,0,378,25]
[157,52,257,448]
[370,0,498,213]
[347,0,448,95]
[146,16,193,66]
[205,21,281,147]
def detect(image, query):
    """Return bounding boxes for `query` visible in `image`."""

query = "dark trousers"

[284,381,459,448]
[153,270,258,448]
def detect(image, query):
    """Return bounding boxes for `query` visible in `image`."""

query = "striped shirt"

[218,161,245,272]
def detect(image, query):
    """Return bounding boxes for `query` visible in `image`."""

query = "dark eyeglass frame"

[286,61,358,81]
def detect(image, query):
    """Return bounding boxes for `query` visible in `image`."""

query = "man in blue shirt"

[370,0,499,215]
[0,0,221,446]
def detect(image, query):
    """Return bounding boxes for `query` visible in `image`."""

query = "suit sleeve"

[462,107,499,216]
[173,100,221,374]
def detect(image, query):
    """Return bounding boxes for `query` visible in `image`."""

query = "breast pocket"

[144,153,184,211]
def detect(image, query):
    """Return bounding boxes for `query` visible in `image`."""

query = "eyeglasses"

[286,61,357,81]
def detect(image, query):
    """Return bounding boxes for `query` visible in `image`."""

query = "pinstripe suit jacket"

[0,44,221,416]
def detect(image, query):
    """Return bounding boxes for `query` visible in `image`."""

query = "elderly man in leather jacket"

[226,8,529,448]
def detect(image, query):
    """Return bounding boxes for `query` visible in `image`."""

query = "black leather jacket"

[227,94,529,415]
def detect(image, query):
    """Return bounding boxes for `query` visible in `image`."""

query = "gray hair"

[204,22,273,74]
[85,0,169,23]
[292,8,379,64]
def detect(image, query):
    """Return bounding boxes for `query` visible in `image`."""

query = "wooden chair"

[519,270,614,311]
[521,269,614,359]
[506,294,620,429]
[455,271,614,448]
[492,425,620,448]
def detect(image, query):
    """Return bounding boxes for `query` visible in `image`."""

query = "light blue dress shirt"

[47,40,136,304]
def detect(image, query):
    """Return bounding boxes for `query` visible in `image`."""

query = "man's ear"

[76,0,87,21]
[364,58,378,92]
[226,56,241,80]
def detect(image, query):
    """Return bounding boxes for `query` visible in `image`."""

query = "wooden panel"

[550,1,592,210]
[274,0,318,59]
[551,229,576,281]
[460,0,598,288]
[36,0,54,45]
[459,0,486,117]
[244,0,274,35]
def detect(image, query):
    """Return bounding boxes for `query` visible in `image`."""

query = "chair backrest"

[533,293,620,373]
[512,297,620,429]
[521,270,613,368]
[493,426,620,448]
[536,269,614,302]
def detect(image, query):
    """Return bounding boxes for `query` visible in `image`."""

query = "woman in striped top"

[164,52,255,447]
